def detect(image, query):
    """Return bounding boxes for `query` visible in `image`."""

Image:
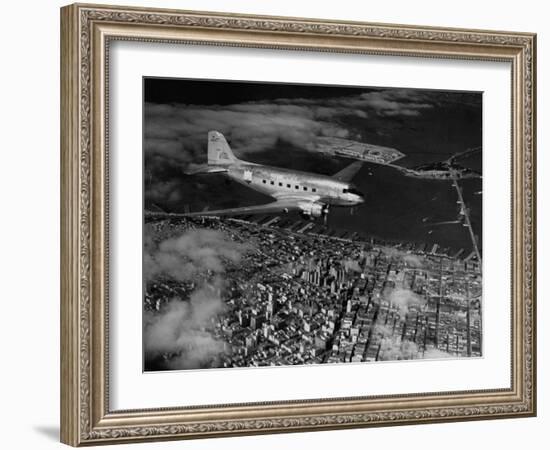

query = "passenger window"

[303,186,308,191]
[270,181,274,185]
[279,182,283,187]
[287,184,291,188]
[295,185,299,189]
[312,188,317,192]
[262,180,266,184]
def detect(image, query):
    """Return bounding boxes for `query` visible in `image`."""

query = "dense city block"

[144,216,482,370]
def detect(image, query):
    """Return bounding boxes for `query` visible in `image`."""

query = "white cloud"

[144,228,252,370]
[144,227,252,283]
[144,282,226,370]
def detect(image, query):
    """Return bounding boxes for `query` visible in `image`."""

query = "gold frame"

[60,3,537,446]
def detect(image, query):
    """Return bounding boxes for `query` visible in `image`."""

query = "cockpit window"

[343,187,363,196]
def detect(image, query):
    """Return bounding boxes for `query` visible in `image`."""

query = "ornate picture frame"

[60,3,536,446]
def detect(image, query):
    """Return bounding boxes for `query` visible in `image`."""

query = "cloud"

[376,336,456,362]
[356,91,433,117]
[372,321,419,361]
[402,254,424,268]
[343,259,362,272]
[144,281,226,370]
[144,228,253,370]
[378,336,418,361]
[373,323,394,338]
[145,180,185,205]
[381,246,424,265]
[143,89,439,175]
[386,287,426,315]
[421,348,454,360]
[144,227,252,283]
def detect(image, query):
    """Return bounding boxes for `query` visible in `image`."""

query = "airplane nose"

[354,193,365,204]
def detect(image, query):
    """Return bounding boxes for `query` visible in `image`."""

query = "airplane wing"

[145,198,306,219]
[332,161,364,182]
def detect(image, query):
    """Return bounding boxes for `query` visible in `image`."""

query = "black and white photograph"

[142,78,483,372]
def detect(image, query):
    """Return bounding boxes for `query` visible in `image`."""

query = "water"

[329,163,482,254]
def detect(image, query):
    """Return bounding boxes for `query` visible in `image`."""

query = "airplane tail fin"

[208,131,239,165]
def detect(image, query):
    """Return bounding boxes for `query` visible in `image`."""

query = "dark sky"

[145,78,384,105]
[143,77,482,253]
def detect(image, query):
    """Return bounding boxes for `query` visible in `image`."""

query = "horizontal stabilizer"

[184,164,228,176]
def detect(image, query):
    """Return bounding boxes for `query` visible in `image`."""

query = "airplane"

[151,130,365,221]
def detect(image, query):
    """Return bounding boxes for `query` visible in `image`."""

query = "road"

[450,170,482,267]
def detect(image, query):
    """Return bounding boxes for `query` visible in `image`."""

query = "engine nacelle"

[299,202,325,219]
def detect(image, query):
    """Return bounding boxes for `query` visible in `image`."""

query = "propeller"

[322,205,330,225]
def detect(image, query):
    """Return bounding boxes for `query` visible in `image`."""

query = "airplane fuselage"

[173,130,366,219]
[216,162,364,207]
